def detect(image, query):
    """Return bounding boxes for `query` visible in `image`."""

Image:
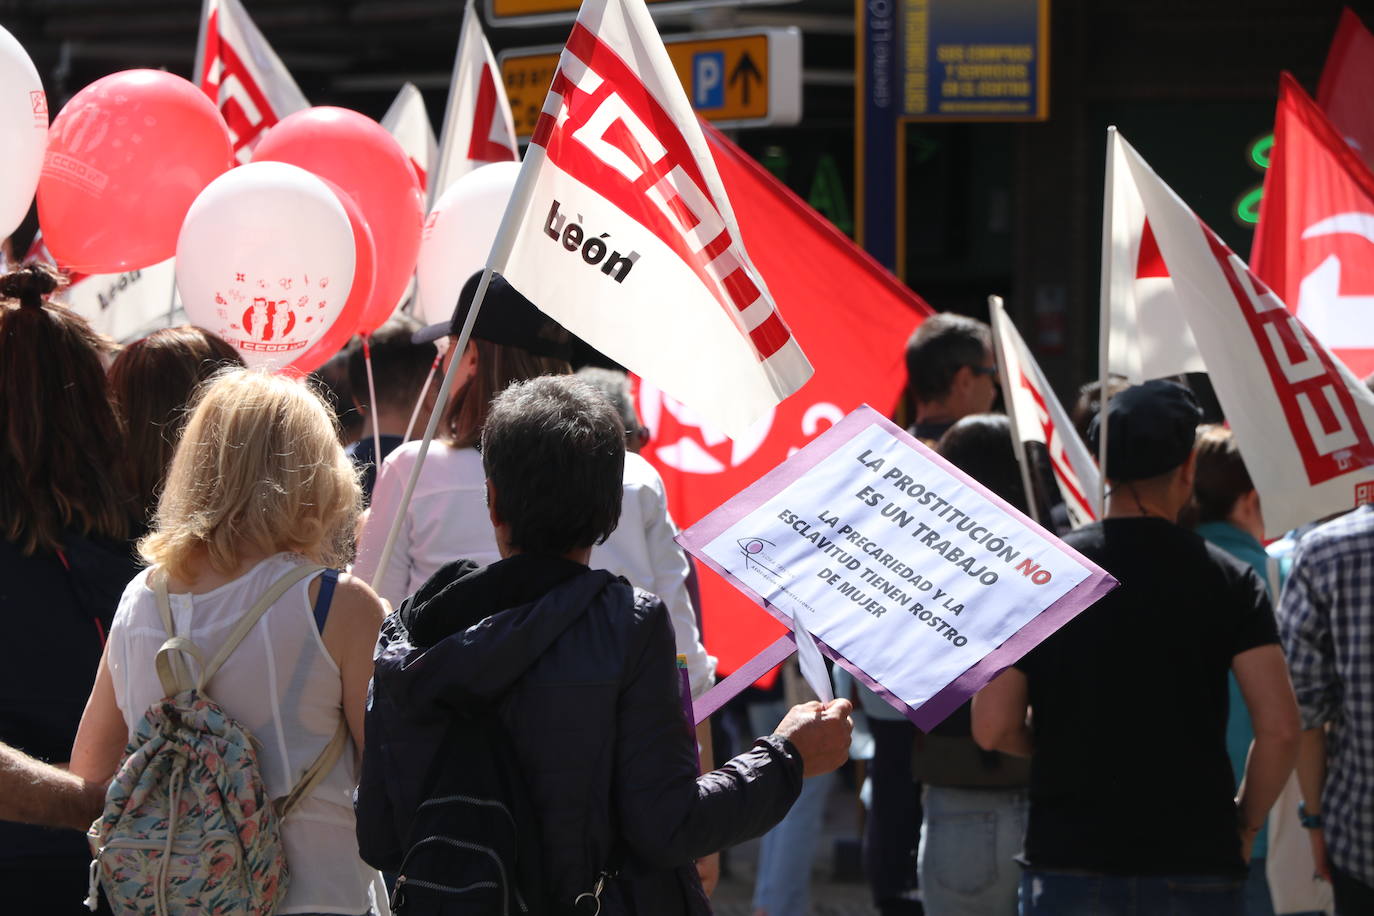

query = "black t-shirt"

[1013,518,1279,876]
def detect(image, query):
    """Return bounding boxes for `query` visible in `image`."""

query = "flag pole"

[402,354,441,442]
[368,141,542,592]
[1096,127,1117,517]
[362,335,385,476]
[180,0,215,331]
[990,295,1041,525]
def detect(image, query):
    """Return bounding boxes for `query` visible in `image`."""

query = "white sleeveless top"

[107,554,372,915]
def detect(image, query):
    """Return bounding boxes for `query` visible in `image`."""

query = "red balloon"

[282,182,376,378]
[254,107,423,335]
[37,69,232,272]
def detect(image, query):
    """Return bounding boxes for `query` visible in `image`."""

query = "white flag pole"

[180,0,216,331]
[1095,127,1117,517]
[362,335,385,476]
[402,354,441,442]
[368,143,545,591]
[990,295,1042,525]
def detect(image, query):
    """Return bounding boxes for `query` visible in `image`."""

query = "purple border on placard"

[679,405,1118,731]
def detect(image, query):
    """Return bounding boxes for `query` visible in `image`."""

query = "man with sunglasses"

[905,313,1001,444]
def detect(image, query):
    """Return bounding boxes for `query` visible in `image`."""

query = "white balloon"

[176,161,356,371]
[0,25,46,239]
[416,161,522,326]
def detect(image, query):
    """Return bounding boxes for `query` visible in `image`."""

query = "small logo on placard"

[1356,481,1374,506]
[737,537,788,582]
[30,90,46,126]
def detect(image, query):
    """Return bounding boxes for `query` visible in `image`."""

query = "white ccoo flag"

[1116,129,1374,537]
[991,296,1100,529]
[488,0,813,438]
[195,0,310,164]
[1100,127,1205,383]
[431,0,518,203]
[382,82,439,196]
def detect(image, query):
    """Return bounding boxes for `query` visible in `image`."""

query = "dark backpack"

[389,709,548,915]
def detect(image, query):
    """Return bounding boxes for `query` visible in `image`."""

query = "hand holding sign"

[773,699,854,778]
[680,406,1117,730]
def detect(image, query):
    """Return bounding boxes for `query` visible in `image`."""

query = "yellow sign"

[500,29,800,137]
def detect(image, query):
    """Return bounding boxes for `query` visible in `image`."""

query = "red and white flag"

[1116,128,1374,536]
[431,0,518,202]
[382,82,439,195]
[991,296,1100,529]
[1318,7,1374,171]
[491,0,813,438]
[195,0,309,164]
[1252,73,1374,379]
[1100,126,1204,383]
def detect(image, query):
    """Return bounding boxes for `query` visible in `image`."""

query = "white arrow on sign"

[1298,213,1374,348]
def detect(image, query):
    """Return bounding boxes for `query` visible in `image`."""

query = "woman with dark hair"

[0,264,137,913]
[107,326,245,530]
[909,413,1031,916]
[354,275,571,609]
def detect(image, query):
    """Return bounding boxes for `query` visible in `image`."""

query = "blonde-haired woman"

[71,369,386,916]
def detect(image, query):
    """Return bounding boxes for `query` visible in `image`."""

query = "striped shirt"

[1277,505,1374,888]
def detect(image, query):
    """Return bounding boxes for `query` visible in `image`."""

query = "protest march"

[2,1,1373,915]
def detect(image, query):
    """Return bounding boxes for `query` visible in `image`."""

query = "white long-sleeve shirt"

[354,444,715,696]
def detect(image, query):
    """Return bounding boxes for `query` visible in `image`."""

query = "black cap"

[1088,379,1202,482]
[413,271,573,361]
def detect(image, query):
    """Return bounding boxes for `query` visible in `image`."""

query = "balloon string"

[363,335,385,483]
[402,354,441,443]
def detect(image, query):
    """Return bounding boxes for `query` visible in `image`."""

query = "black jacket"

[359,554,804,915]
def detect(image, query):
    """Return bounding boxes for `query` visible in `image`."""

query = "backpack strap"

[279,567,349,818]
[276,717,349,819]
[198,563,326,688]
[152,563,325,696]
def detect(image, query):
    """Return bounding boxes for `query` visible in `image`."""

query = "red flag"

[636,126,933,679]
[1318,7,1374,171]
[1252,73,1374,379]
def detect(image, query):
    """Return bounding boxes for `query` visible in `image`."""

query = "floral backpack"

[86,564,348,915]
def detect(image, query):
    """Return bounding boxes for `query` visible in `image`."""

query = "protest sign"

[679,405,1117,730]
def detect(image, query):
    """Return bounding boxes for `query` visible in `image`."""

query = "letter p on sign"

[693,52,725,109]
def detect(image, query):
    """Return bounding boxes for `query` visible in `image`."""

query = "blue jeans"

[1019,870,1244,916]
[751,769,837,915]
[919,786,1027,916]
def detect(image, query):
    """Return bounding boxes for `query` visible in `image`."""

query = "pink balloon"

[38,69,232,272]
[283,183,376,378]
[254,107,423,335]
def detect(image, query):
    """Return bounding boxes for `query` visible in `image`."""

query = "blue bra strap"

[313,569,339,634]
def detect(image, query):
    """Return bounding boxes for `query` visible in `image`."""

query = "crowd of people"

[0,260,1369,916]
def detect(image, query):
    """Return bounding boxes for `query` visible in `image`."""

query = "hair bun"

[0,263,63,309]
